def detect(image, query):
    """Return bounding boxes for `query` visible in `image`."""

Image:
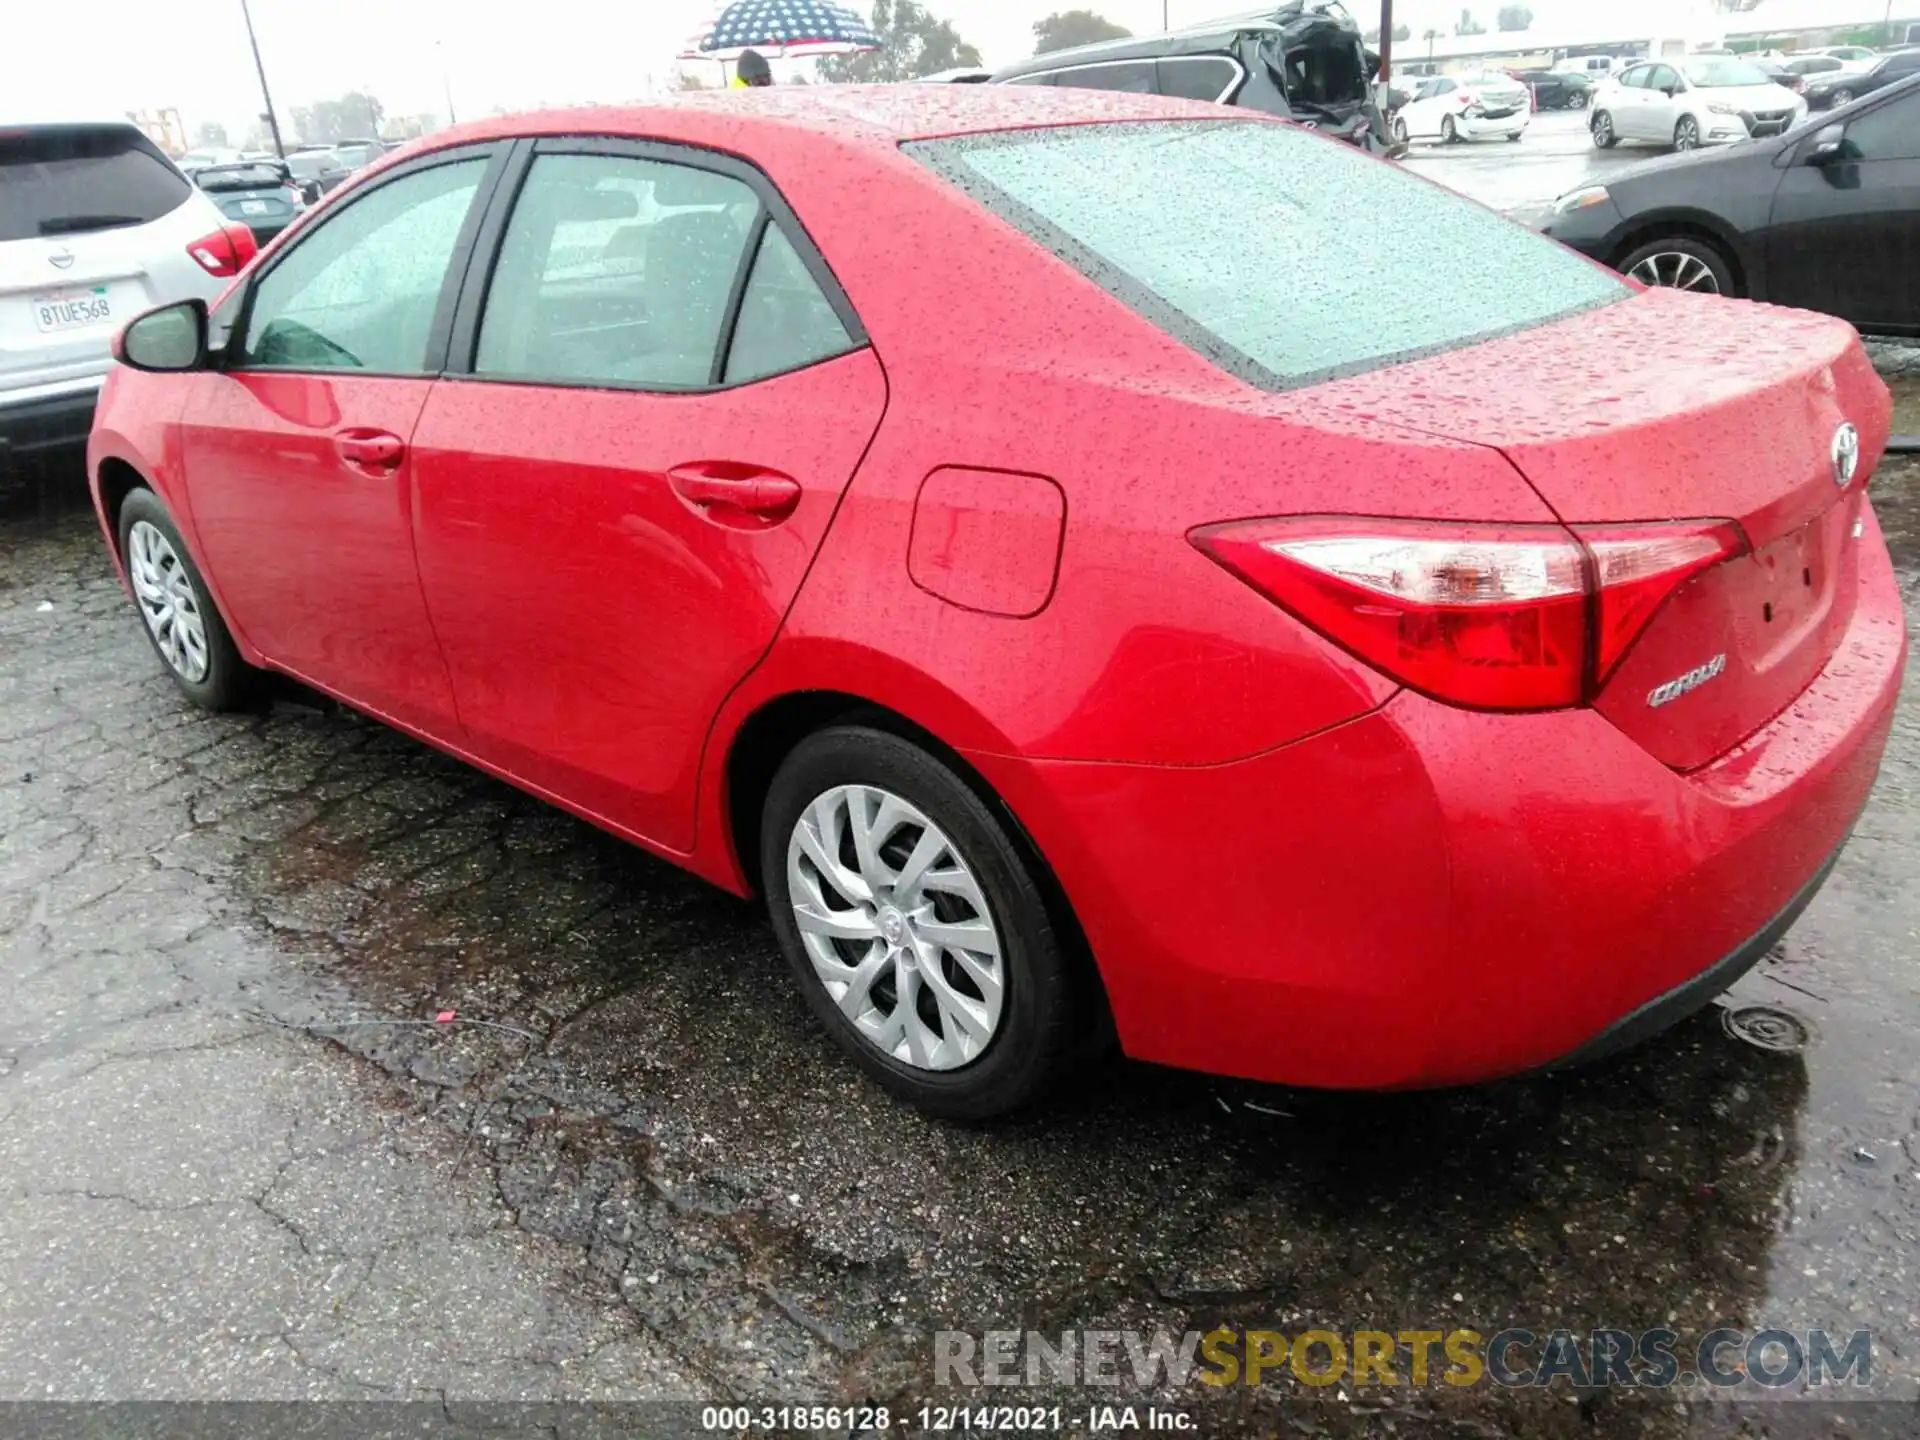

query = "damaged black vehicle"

[988,2,1395,154]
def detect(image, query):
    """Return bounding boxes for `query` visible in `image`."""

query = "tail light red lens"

[1191,516,1746,712]
[186,221,259,277]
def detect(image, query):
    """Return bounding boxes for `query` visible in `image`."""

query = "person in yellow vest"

[733,50,773,87]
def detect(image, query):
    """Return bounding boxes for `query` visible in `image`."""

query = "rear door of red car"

[178,144,512,734]
[408,138,885,852]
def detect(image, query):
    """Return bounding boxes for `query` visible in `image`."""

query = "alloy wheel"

[786,783,1004,1072]
[126,520,210,683]
[1627,251,1722,293]
[1592,113,1614,145]
[1674,117,1700,151]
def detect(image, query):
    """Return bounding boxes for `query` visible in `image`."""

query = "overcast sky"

[3,0,1866,142]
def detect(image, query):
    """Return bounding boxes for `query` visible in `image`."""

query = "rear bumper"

[1540,836,1843,1070]
[1459,108,1530,137]
[0,384,101,458]
[970,501,1906,1089]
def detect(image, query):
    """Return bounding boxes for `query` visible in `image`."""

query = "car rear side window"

[0,126,191,242]
[475,153,762,389]
[237,158,485,373]
[1157,57,1241,101]
[908,120,1627,390]
[723,224,854,384]
[1051,61,1157,93]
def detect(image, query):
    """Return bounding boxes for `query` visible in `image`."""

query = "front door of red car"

[179,148,502,734]
[408,143,885,852]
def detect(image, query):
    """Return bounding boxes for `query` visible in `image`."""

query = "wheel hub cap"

[126,520,210,684]
[786,783,1005,1072]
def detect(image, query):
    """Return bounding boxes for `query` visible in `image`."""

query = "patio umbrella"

[682,0,882,60]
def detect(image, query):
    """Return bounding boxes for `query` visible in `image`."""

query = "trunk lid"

[1307,288,1892,768]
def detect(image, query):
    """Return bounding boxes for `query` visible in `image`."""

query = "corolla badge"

[1831,423,1859,488]
[48,246,75,270]
[1648,653,1726,709]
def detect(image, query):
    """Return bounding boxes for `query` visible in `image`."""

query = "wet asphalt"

[2,323,1919,1437]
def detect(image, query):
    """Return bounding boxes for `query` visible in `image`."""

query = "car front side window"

[1842,90,1920,160]
[236,158,486,373]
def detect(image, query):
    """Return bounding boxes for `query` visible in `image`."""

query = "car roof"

[401,84,1246,160]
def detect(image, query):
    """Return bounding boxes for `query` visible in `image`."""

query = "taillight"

[1191,517,1746,712]
[186,220,259,277]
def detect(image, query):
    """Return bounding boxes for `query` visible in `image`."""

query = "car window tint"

[238,158,484,373]
[1052,61,1156,93]
[0,125,191,242]
[1887,52,1920,73]
[1157,57,1239,101]
[723,224,854,384]
[1000,72,1056,86]
[1648,66,1678,91]
[1843,90,1920,159]
[475,153,760,389]
[909,120,1626,391]
[1618,67,1648,88]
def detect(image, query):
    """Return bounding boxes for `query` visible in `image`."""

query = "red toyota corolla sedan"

[88,86,1905,1117]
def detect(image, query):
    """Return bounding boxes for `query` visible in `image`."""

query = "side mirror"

[112,299,209,373]
[1805,122,1847,164]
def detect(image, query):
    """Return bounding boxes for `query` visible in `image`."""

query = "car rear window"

[0,125,192,242]
[906,120,1627,390]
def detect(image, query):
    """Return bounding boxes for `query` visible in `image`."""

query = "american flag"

[687,0,881,59]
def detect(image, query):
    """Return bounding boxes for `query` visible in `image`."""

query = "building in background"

[125,107,187,156]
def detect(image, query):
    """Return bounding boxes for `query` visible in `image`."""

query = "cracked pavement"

[1,380,1918,1435]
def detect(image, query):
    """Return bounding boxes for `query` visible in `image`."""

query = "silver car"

[1,122,238,468]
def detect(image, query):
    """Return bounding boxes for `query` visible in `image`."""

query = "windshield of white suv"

[908,119,1627,390]
[0,125,192,241]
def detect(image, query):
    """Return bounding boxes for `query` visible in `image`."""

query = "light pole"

[438,40,458,125]
[238,0,286,157]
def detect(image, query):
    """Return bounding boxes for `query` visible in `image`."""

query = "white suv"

[1,122,252,470]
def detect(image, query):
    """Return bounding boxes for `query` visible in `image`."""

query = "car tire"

[117,489,256,711]
[1618,236,1737,296]
[761,724,1080,1120]
[1441,115,1460,143]
[1673,115,1701,151]
[1832,87,1854,105]
[1507,131,1524,142]
[1591,110,1619,147]
[1390,115,1409,144]
[1568,90,1590,110]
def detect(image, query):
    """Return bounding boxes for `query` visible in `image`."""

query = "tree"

[1395,22,1411,39]
[818,0,982,81]
[1496,4,1532,29]
[194,119,229,147]
[1455,9,1486,35]
[1033,9,1130,54]
[291,91,387,144]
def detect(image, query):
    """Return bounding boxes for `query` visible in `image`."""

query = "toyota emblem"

[1831,423,1859,488]
[48,246,75,270]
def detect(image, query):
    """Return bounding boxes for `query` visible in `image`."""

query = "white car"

[1800,45,1879,70]
[1391,70,1532,145]
[1,122,249,467]
[1588,56,1806,151]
